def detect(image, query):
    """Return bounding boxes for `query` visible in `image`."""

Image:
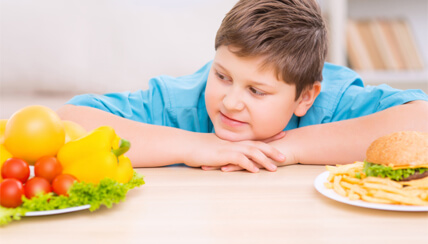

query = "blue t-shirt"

[67,61,428,132]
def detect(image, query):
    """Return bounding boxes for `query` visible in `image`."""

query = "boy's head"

[205,0,326,142]
[215,0,327,99]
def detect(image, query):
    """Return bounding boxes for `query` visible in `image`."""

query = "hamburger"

[363,131,428,182]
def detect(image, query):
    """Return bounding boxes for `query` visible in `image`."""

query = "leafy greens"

[363,161,428,181]
[0,171,144,226]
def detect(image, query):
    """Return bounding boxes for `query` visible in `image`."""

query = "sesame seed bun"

[366,131,428,167]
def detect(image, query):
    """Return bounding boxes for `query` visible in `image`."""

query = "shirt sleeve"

[66,61,213,132]
[295,63,428,129]
[331,84,428,122]
[65,81,167,125]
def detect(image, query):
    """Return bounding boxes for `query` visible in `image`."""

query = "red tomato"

[24,177,52,199]
[0,178,24,208]
[34,156,63,183]
[52,174,78,196]
[1,158,30,183]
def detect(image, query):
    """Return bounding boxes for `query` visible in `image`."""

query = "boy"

[57,0,428,173]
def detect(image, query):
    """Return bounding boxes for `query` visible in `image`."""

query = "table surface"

[2,165,427,244]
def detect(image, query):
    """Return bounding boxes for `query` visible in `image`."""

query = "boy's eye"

[215,71,231,81]
[249,87,266,96]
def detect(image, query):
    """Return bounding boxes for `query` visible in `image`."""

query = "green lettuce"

[363,161,428,181]
[0,171,144,226]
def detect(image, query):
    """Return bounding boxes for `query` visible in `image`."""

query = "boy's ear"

[294,81,321,117]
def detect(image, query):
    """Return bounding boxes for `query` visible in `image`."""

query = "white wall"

[0,0,237,94]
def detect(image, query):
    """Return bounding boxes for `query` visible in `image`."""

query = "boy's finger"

[261,144,286,163]
[201,166,220,170]
[221,165,243,172]
[217,153,259,173]
[240,141,285,163]
[247,149,277,172]
[234,154,260,173]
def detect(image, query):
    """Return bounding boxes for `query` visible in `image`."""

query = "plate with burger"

[315,131,428,211]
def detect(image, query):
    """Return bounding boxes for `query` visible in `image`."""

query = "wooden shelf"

[323,0,428,66]
[321,0,428,92]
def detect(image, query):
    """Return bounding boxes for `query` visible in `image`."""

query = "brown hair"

[215,0,327,99]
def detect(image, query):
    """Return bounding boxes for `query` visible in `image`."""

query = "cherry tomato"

[52,174,78,196]
[0,178,24,208]
[24,177,52,199]
[1,157,30,183]
[34,156,63,183]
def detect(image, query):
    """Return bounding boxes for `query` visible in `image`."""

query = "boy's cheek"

[204,81,223,115]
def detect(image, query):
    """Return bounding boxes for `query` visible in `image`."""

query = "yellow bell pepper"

[115,155,134,184]
[57,126,133,184]
[0,144,13,181]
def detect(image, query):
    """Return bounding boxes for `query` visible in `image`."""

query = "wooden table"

[2,165,428,244]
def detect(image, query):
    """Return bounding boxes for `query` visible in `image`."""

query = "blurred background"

[0,0,235,118]
[1,0,427,119]
[1,0,234,94]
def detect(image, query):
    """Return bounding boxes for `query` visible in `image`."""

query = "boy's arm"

[56,104,284,172]
[219,100,428,172]
[274,100,428,166]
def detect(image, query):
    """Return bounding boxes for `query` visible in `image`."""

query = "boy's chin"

[214,130,254,142]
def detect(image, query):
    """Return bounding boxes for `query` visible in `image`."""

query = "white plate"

[314,171,428,212]
[24,205,91,217]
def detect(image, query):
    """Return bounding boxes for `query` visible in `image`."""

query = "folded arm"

[218,100,428,172]
[56,104,284,172]
[273,100,428,166]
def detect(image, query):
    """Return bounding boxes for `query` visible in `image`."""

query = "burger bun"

[366,131,428,167]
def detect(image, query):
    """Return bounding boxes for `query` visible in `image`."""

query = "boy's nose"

[223,89,245,111]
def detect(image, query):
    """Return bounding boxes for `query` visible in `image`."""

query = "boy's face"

[205,45,310,142]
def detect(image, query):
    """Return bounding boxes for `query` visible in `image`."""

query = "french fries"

[325,162,428,206]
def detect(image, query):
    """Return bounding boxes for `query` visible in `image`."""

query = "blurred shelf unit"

[322,0,428,86]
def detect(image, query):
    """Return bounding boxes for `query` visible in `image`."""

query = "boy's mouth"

[219,112,247,127]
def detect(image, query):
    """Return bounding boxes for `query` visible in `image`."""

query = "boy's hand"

[199,131,287,173]
[215,137,298,172]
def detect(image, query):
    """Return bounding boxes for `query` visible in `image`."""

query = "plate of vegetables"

[24,205,91,216]
[1,171,144,224]
[0,105,145,226]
